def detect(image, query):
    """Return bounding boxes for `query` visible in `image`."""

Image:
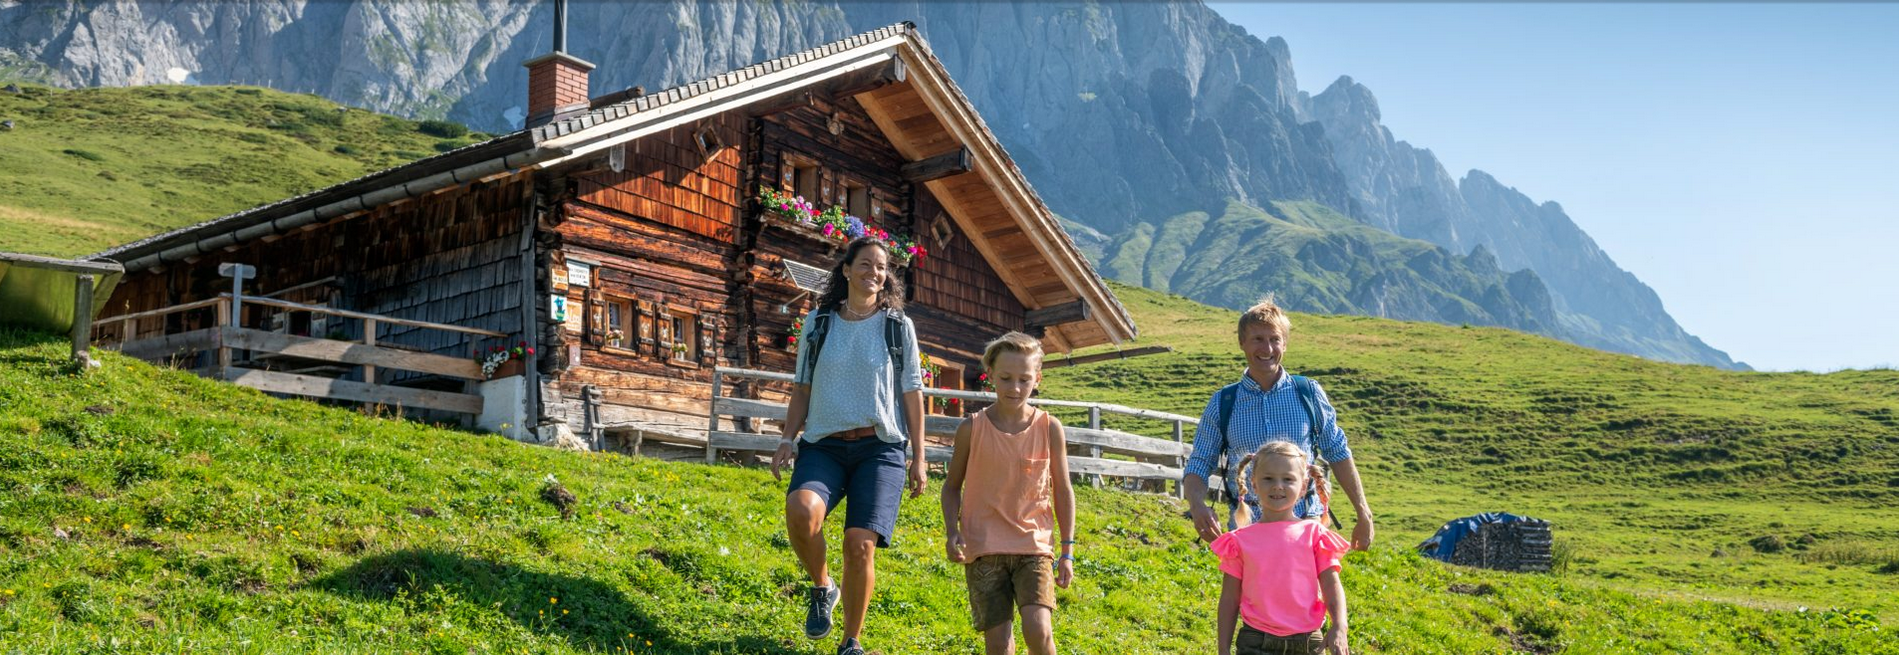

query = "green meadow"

[0,84,485,257]
[1,324,1895,653]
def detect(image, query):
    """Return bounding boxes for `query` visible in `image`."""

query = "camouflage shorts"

[963,554,1057,631]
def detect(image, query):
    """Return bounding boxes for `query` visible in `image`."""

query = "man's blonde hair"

[981,331,1045,372]
[1238,294,1292,338]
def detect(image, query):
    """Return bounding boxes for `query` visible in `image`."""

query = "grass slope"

[1040,283,1899,621]
[0,84,484,257]
[2,296,1896,652]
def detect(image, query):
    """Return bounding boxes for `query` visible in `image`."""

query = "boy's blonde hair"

[1237,294,1292,338]
[981,331,1045,373]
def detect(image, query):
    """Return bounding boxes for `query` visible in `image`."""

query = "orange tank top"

[961,407,1055,559]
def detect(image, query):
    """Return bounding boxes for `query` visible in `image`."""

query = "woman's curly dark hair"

[815,237,905,315]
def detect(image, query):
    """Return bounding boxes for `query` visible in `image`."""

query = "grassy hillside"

[1040,282,1899,620]
[0,84,485,257]
[2,328,1895,654]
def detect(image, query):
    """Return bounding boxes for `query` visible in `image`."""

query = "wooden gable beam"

[1025,300,1090,329]
[900,147,971,183]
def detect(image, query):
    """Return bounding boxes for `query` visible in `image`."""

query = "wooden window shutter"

[656,306,675,352]
[819,168,834,204]
[584,289,607,347]
[779,159,796,191]
[697,317,718,365]
[636,300,657,354]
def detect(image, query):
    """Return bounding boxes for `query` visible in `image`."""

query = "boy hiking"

[942,332,1077,655]
[1182,296,1375,550]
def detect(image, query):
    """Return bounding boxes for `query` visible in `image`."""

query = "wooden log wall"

[539,86,1054,441]
[540,116,748,440]
[100,175,533,376]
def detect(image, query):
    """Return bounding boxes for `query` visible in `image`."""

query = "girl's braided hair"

[1233,441,1331,519]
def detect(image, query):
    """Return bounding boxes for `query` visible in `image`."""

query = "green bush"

[416,119,467,139]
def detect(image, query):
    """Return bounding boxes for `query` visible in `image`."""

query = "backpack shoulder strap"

[799,311,833,382]
[882,310,907,365]
[883,310,910,440]
[1215,381,1242,506]
[1290,374,1325,456]
[1217,382,1241,438]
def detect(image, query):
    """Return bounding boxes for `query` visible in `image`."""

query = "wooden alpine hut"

[87,18,1136,451]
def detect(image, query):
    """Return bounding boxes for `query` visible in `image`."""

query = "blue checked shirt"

[1184,371,1353,520]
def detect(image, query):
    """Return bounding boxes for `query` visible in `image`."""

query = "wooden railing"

[94,294,507,415]
[706,366,1221,496]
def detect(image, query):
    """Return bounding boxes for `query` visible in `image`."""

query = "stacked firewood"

[1448,519,1553,573]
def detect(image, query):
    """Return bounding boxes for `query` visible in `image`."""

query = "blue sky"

[1209,3,1899,372]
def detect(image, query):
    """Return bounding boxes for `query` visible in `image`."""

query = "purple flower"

[845,216,866,239]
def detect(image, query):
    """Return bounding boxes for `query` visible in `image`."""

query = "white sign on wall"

[566,261,592,288]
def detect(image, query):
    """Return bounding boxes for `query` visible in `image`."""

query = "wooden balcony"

[93,294,510,417]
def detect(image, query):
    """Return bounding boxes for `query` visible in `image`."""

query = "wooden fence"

[705,366,1222,496]
[94,294,507,416]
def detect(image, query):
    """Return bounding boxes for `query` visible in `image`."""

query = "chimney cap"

[523,51,596,72]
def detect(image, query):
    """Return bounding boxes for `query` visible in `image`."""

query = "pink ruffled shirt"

[1210,519,1351,637]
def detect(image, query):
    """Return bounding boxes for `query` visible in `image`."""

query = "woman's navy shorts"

[787,435,908,547]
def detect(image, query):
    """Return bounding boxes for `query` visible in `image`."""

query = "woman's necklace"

[840,302,879,321]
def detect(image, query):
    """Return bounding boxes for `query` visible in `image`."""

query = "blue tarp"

[1417,512,1540,562]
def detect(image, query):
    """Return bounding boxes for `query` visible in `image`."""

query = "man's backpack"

[1215,374,1339,525]
[798,307,913,440]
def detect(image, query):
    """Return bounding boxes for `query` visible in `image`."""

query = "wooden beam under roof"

[1025,300,1090,328]
[900,147,972,183]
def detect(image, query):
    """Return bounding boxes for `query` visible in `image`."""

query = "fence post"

[1172,420,1186,498]
[215,297,232,377]
[362,318,378,383]
[704,371,723,464]
[70,275,96,369]
[1087,406,1103,489]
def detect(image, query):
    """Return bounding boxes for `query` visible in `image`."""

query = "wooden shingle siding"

[575,116,746,243]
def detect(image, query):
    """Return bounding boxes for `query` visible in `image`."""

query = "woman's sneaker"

[836,637,866,655]
[804,584,840,639]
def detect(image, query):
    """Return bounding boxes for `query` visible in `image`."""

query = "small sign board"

[566,261,592,288]
[550,294,569,323]
[218,263,256,280]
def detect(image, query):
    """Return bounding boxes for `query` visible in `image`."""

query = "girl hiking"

[769,236,927,655]
[941,331,1077,655]
[1212,441,1352,655]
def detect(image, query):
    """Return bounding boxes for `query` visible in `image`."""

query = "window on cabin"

[790,157,820,201]
[844,182,870,218]
[605,299,632,350]
[664,310,698,363]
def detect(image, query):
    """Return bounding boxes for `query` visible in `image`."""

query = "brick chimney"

[523,0,593,127]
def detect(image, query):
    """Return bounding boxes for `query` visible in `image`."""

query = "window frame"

[603,297,635,353]
[662,306,700,368]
